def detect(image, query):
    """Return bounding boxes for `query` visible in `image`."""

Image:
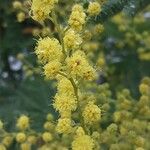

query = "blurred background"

[0,0,150,131]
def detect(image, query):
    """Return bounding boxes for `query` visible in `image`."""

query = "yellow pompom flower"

[16,132,26,143]
[82,65,97,81]
[42,132,53,143]
[57,77,75,96]
[35,37,63,64]
[64,29,82,50]
[44,121,54,131]
[82,102,101,124]
[139,83,149,95]
[16,115,29,130]
[0,120,3,129]
[72,134,94,150]
[2,136,13,147]
[46,113,54,121]
[27,136,37,144]
[31,0,58,21]
[13,1,22,9]
[66,50,96,80]
[87,2,101,16]
[44,61,61,79]
[68,4,86,31]
[56,118,72,134]
[136,147,145,150]
[94,24,104,34]
[17,12,25,22]
[20,142,31,150]
[75,127,85,137]
[54,94,77,114]
[0,144,6,150]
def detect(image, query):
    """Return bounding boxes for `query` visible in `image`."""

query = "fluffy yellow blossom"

[68,4,86,31]
[66,50,96,80]
[64,29,82,50]
[54,94,77,115]
[113,111,121,122]
[16,132,26,143]
[46,113,54,121]
[0,120,3,129]
[72,134,94,150]
[17,12,25,22]
[83,102,101,124]
[27,136,37,144]
[20,142,31,150]
[35,37,62,64]
[83,65,97,81]
[57,77,74,96]
[56,118,72,134]
[94,24,104,34]
[42,132,53,142]
[139,83,149,95]
[44,121,54,131]
[0,144,6,150]
[16,115,29,130]
[87,2,101,16]
[75,127,85,137]
[13,1,22,9]
[106,123,118,134]
[31,0,58,21]
[44,61,61,79]
[136,147,145,150]
[134,136,145,147]
[2,136,13,147]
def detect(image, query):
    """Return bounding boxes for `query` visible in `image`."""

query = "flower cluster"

[2,0,149,150]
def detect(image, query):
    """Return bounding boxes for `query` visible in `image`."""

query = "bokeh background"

[0,0,150,131]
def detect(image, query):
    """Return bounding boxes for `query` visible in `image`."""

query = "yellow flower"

[17,12,25,22]
[44,121,54,131]
[44,61,61,79]
[66,50,96,80]
[87,2,101,16]
[57,77,74,96]
[68,4,86,31]
[31,0,58,21]
[94,24,104,34]
[139,83,149,95]
[75,127,85,137]
[54,94,77,114]
[42,132,53,143]
[136,148,145,150]
[35,37,62,64]
[16,115,30,130]
[82,102,101,124]
[27,136,37,144]
[0,144,6,150]
[72,134,94,150]
[2,136,13,147]
[82,65,97,81]
[56,118,72,134]
[20,142,31,150]
[0,120,3,129]
[13,1,22,9]
[64,29,82,50]
[46,113,54,121]
[16,132,26,143]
